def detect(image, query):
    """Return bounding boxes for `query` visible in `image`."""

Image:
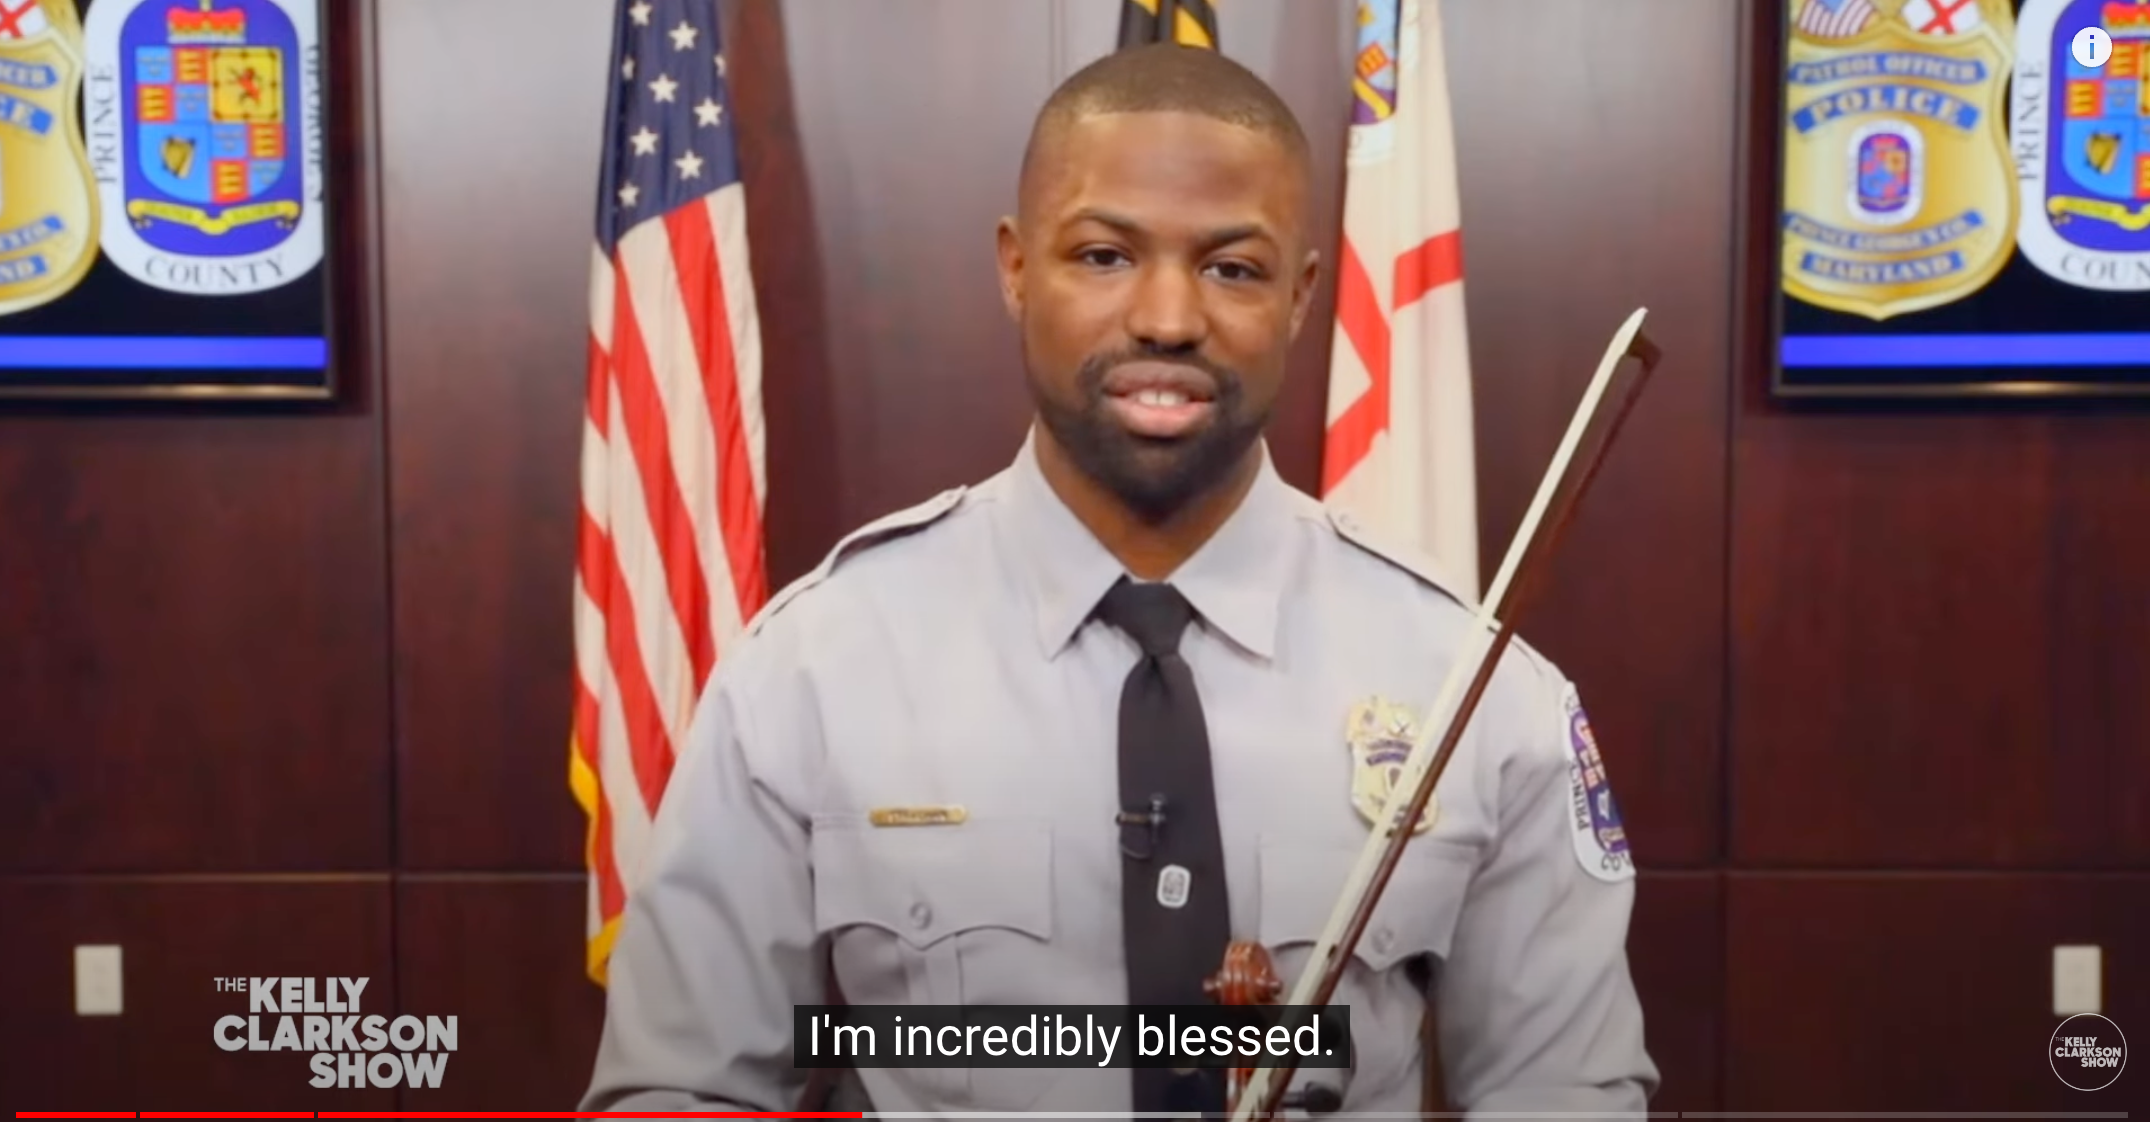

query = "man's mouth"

[1100,362,1218,439]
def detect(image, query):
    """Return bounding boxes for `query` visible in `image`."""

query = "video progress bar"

[8,1112,2135,1120]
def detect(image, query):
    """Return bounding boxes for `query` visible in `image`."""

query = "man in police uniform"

[581,43,1657,1119]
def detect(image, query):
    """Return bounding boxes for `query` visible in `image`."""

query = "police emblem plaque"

[0,0,100,316]
[81,0,320,296]
[0,0,333,400]
[1781,0,2020,319]
[1346,696,1437,835]
[2014,0,2150,290]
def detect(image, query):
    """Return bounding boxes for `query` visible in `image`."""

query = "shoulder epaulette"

[745,485,969,636]
[1323,506,1476,614]
[1325,507,1571,681]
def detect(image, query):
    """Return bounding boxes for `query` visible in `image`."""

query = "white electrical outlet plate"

[74,944,123,1016]
[2053,944,2102,1016]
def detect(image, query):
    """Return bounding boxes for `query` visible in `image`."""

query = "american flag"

[1796,0,1879,38]
[1321,0,1480,600]
[0,0,52,40]
[572,0,768,985]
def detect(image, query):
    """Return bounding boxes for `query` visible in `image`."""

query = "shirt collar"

[993,425,1295,661]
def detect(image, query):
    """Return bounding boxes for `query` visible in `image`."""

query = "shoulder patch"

[745,486,969,636]
[1562,682,1634,884]
[1324,507,1474,612]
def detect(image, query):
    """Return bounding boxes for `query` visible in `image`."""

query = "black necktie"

[1095,577,1231,1116]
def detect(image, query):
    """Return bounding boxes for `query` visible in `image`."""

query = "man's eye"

[1207,260,1263,282]
[1078,248,1128,268]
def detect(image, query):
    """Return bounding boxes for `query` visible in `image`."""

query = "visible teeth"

[1135,389,1189,407]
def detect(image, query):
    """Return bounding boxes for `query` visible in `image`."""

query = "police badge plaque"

[1781,0,2020,320]
[0,0,332,401]
[0,0,100,316]
[1771,0,2150,397]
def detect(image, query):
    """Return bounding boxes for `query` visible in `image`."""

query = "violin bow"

[1227,308,1663,1120]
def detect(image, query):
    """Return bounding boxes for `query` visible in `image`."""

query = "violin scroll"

[1202,940,1281,1007]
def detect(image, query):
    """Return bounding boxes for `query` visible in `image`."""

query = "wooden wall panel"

[2050,418,2150,866]
[1630,872,1724,1112]
[752,0,1058,546]
[1729,1,2150,868]
[1727,874,2150,1109]
[395,877,604,1110]
[382,0,615,872]
[1442,0,1736,867]
[0,879,395,1111]
[0,418,391,874]
[727,0,844,588]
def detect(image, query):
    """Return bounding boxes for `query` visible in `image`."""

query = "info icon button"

[2072,25,2113,68]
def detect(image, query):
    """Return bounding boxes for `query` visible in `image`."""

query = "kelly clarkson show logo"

[82,0,322,295]
[213,975,457,1088]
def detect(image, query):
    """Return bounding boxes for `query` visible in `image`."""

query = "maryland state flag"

[1118,0,1220,48]
[1321,0,1481,600]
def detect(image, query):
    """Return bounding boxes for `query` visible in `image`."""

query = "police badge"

[1781,0,2020,319]
[1345,696,1436,835]
[81,0,321,296]
[0,0,101,317]
[2014,0,2150,290]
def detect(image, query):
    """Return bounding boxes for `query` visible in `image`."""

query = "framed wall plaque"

[1773,0,2150,398]
[0,0,333,400]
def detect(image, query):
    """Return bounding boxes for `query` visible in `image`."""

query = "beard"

[1028,344,1270,523]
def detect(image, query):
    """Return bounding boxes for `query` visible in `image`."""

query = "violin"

[1205,310,1662,1120]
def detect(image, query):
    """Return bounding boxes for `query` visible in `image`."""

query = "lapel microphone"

[1116,793,1168,860]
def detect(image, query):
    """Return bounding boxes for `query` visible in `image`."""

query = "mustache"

[1075,348,1244,399]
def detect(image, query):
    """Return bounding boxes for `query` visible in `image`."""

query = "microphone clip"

[1116,793,1168,860]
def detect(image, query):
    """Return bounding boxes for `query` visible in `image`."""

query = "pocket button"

[909,901,933,929]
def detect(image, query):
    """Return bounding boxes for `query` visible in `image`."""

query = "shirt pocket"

[810,818,1059,1106]
[1254,833,1478,1096]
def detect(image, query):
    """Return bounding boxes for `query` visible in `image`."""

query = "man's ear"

[1288,248,1321,339]
[995,217,1024,321]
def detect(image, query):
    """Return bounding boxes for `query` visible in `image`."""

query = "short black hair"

[1018,43,1311,213]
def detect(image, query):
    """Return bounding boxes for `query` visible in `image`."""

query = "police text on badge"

[210,975,456,1088]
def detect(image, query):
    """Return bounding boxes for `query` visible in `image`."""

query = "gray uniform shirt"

[580,432,1659,1117]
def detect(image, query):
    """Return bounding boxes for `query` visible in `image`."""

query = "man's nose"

[1125,262,1208,350]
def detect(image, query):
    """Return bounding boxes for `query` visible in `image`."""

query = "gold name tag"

[868,806,968,827]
